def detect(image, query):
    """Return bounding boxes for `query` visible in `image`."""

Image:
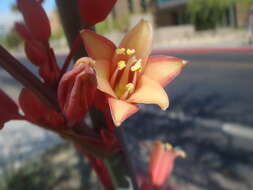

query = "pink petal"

[144,56,186,87]
[80,29,116,61]
[127,76,169,110]
[108,97,139,126]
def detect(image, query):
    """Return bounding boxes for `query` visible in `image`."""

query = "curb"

[153,47,253,54]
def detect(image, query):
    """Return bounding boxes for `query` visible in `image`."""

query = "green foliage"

[187,0,236,30]
[50,27,64,40]
[3,29,22,49]
[0,163,56,190]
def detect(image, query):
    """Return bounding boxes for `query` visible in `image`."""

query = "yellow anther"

[75,57,95,68]
[126,49,136,56]
[115,48,126,55]
[131,59,142,72]
[164,143,173,151]
[125,83,134,92]
[117,60,126,70]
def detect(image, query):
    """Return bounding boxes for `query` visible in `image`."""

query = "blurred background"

[0,0,253,189]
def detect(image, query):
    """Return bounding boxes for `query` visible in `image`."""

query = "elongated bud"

[19,88,64,129]
[79,0,117,26]
[58,57,97,126]
[0,89,21,129]
[17,0,51,41]
[24,40,47,66]
[149,141,186,188]
[15,22,32,41]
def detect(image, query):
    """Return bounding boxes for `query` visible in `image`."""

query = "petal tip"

[182,60,188,66]
[161,102,169,111]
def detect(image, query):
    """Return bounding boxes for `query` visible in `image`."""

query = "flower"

[80,20,187,126]
[58,57,97,126]
[0,89,22,129]
[148,142,186,189]
[79,0,117,26]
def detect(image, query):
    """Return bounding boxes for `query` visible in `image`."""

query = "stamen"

[115,48,126,55]
[126,49,136,56]
[120,83,134,100]
[164,143,173,151]
[131,59,142,72]
[125,83,134,92]
[75,57,95,68]
[117,60,126,70]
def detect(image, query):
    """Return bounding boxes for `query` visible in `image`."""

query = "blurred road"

[0,51,253,170]
[159,52,253,126]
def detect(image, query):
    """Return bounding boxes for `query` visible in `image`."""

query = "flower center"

[110,48,142,99]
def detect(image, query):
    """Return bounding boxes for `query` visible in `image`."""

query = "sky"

[0,0,55,31]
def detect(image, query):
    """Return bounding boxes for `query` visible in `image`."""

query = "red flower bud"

[149,142,186,188]
[0,89,21,129]
[14,22,32,41]
[58,57,97,126]
[19,88,64,129]
[24,40,48,66]
[17,0,51,42]
[79,0,117,26]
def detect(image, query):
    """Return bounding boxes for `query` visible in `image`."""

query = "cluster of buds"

[15,0,60,87]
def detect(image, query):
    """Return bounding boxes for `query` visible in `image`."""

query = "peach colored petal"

[80,29,116,60]
[127,76,169,110]
[118,20,153,64]
[108,97,139,126]
[144,56,186,87]
[95,60,116,97]
[149,141,164,180]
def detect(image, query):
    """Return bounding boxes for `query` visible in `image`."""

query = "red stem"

[60,34,82,76]
[0,45,59,111]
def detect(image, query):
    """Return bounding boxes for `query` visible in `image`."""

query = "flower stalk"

[55,0,139,189]
[0,45,59,111]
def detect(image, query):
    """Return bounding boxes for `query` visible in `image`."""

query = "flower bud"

[0,89,21,129]
[17,0,51,41]
[149,141,186,188]
[58,57,97,126]
[19,88,65,129]
[79,0,117,26]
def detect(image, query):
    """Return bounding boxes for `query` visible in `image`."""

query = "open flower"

[81,20,187,126]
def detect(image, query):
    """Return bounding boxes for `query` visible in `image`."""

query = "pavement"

[0,43,253,189]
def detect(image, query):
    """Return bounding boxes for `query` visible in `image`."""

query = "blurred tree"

[4,29,22,49]
[128,0,134,13]
[141,0,148,12]
[188,0,236,30]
